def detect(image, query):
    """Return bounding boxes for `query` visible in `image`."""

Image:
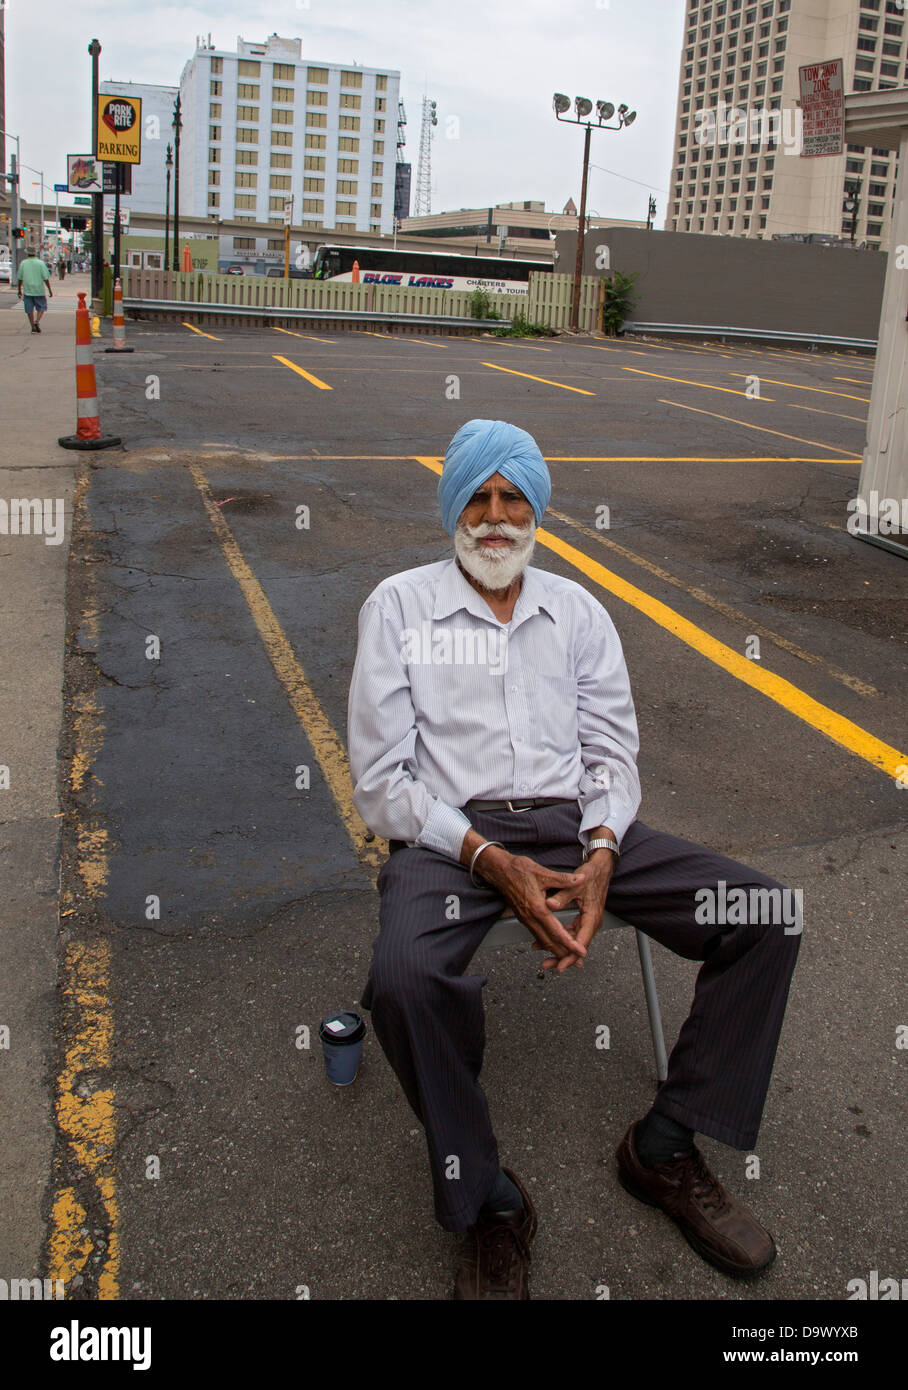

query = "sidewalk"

[0,271,91,1280]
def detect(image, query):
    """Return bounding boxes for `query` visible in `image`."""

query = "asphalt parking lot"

[28,317,908,1300]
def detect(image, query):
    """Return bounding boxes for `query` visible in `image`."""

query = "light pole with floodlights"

[553,94,636,330]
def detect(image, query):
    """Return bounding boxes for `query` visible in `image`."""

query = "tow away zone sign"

[96,94,142,163]
[799,59,844,157]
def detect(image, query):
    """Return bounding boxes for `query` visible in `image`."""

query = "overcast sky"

[6,0,686,222]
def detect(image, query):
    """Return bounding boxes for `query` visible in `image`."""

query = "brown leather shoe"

[452,1168,538,1300]
[616,1121,776,1278]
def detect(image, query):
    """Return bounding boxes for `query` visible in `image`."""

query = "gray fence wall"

[554,227,887,339]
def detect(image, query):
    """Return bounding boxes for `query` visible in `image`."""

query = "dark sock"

[480,1168,524,1214]
[635,1108,695,1168]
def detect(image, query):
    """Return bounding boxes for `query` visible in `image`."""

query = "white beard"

[454,518,536,592]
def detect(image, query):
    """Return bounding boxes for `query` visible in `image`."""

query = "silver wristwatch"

[583,837,619,860]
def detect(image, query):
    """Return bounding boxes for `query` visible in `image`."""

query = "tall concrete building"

[99,81,179,217]
[179,34,400,236]
[668,0,906,250]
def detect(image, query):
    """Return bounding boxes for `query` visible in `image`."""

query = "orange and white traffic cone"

[105,277,134,353]
[58,292,122,450]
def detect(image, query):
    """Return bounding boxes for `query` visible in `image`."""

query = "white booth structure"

[845,90,908,559]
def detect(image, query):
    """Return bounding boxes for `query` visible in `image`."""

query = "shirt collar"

[433,557,556,626]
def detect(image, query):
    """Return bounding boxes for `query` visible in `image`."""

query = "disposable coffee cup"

[318,1010,366,1086]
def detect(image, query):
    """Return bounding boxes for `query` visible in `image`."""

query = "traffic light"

[843,180,860,244]
[12,226,25,242]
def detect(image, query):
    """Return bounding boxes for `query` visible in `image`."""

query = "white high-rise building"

[179,34,400,235]
[668,0,906,250]
[98,80,179,217]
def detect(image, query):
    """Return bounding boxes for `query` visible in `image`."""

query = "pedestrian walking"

[57,258,66,281]
[17,247,53,332]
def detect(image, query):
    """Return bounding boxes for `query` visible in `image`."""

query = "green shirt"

[17,257,51,296]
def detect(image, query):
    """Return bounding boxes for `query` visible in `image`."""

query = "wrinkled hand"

[533,850,616,973]
[478,852,592,968]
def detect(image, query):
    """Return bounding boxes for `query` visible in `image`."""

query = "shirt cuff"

[579,797,636,849]
[414,799,473,862]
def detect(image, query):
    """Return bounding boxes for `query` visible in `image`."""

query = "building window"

[371,181,382,197]
[270,175,291,189]
[236,105,259,122]
[272,130,293,145]
[339,115,361,130]
[373,140,384,155]
[306,112,327,128]
[235,172,258,188]
[304,177,325,192]
[376,75,388,91]
[305,134,327,149]
[209,103,222,118]
[337,158,359,174]
[209,170,221,186]
[271,152,292,167]
[337,179,358,195]
[233,236,255,249]
[374,119,385,133]
[338,137,360,151]
[871,161,890,175]
[302,198,324,213]
[209,148,220,163]
[375,97,387,111]
[235,194,256,209]
[307,66,329,82]
[372,160,383,177]
[335,200,358,216]
[307,89,328,106]
[304,155,326,171]
[209,125,221,140]
[238,60,261,76]
[272,108,293,124]
[340,93,362,109]
[237,83,260,100]
[269,196,286,211]
[235,128,259,144]
[371,203,382,218]
[341,70,363,88]
[855,56,876,71]
[273,86,295,103]
[211,57,223,74]
[210,80,222,96]
[235,149,258,165]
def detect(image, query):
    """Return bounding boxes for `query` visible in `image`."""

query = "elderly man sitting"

[347,418,800,1300]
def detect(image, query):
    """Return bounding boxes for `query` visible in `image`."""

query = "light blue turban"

[438,419,551,536]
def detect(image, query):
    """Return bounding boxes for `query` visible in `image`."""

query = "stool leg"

[634,930,668,1084]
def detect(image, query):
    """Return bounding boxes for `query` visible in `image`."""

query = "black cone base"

[58,434,123,450]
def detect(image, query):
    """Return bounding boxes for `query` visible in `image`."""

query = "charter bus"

[311,244,552,296]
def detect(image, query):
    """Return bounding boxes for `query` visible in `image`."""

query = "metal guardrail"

[624,321,877,351]
[122,297,512,329]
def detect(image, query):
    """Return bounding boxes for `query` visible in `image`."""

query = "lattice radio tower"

[414,95,437,215]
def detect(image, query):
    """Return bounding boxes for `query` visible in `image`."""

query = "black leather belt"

[464,797,576,813]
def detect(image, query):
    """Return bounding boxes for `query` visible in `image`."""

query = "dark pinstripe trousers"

[360,803,800,1233]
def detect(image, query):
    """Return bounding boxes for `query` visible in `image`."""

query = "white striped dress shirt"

[347,558,641,862]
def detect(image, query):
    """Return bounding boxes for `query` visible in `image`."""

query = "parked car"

[0,261,11,284]
[225,264,247,275]
[265,266,313,279]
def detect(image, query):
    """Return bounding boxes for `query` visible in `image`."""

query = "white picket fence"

[120,268,603,332]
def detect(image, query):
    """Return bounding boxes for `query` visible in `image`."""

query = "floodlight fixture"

[553,93,571,114]
[597,101,616,122]
[575,96,593,119]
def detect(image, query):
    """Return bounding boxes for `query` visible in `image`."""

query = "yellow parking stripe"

[273,355,333,389]
[659,398,861,458]
[188,464,384,873]
[271,326,336,344]
[181,322,222,340]
[835,376,874,385]
[411,456,901,778]
[482,362,596,395]
[730,374,870,404]
[543,455,845,462]
[624,367,775,400]
[545,505,876,697]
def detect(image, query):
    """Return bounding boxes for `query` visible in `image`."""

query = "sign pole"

[113,165,122,282]
[89,40,103,300]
